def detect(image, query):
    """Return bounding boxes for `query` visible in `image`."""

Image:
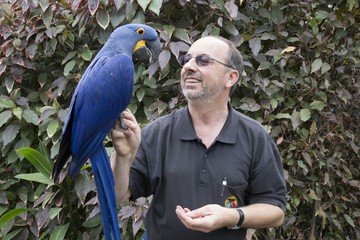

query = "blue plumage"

[52,24,160,240]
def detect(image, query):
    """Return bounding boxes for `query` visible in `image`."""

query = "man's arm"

[110,110,141,204]
[175,203,284,233]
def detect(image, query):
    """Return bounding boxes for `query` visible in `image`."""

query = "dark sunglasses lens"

[180,54,191,66]
[196,55,211,66]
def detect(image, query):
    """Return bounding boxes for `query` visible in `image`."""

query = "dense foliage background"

[0,0,359,239]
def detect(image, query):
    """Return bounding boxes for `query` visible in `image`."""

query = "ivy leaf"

[311,58,322,73]
[310,100,325,111]
[137,0,151,11]
[308,189,320,200]
[96,9,110,30]
[2,124,19,147]
[163,25,176,38]
[0,99,16,108]
[344,214,355,227]
[0,110,12,128]
[64,60,76,76]
[113,0,126,10]
[271,5,284,24]
[39,0,49,11]
[281,46,296,54]
[321,62,331,74]
[174,28,190,44]
[136,88,145,102]
[22,109,39,125]
[148,0,163,15]
[42,7,53,29]
[81,44,92,61]
[47,120,59,138]
[249,37,261,56]
[224,0,238,19]
[291,111,301,129]
[300,108,311,122]
[275,113,292,119]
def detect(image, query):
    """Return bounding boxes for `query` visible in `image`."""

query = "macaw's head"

[110,24,161,63]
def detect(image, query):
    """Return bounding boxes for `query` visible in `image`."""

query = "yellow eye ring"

[136,28,145,35]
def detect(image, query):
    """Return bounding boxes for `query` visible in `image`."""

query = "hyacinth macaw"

[52,24,160,240]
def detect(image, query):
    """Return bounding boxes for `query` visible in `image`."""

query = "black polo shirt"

[129,104,287,240]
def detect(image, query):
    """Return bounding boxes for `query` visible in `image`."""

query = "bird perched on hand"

[52,24,160,240]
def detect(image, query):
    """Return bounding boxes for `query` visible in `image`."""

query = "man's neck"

[188,100,229,148]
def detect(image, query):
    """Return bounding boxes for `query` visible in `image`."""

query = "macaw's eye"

[136,28,145,35]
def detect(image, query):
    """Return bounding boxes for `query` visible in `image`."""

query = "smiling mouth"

[185,78,201,83]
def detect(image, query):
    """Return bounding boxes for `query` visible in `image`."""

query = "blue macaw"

[52,24,160,240]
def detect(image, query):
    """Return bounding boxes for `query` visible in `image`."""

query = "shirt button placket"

[202,153,208,174]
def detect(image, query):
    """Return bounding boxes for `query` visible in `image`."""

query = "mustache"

[183,71,202,80]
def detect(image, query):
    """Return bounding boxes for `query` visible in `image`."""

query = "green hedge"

[0,0,359,239]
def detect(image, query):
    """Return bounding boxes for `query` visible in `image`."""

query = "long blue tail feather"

[91,146,121,240]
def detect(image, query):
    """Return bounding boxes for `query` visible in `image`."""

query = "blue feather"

[52,24,160,240]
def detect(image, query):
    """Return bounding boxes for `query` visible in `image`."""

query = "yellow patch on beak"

[134,40,146,53]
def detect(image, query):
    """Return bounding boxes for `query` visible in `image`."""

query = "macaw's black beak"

[133,38,161,64]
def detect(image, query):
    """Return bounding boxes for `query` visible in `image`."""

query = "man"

[110,36,287,240]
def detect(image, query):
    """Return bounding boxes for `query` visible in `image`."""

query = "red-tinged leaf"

[25,43,38,59]
[276,136,284,145]
[132,211,143,236]
[12,57,25,67]
[10,65,23,83]
[120,206,135,219]
[249,37,261,56]
[72,0,84,11]
[113,0,126,10]
[169,41,189,59]
[35,206,50,233]
[0,63,6,75]
[88,0,100,16]
[348,180,360,189]
[159,49,171,70]
[39,0,49,11]
[224,0,238,19]
[96,9,110,30]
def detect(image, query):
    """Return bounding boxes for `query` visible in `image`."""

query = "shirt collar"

[178,103,237,144]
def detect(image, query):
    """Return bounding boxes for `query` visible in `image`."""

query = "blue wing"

[68,54,134,176]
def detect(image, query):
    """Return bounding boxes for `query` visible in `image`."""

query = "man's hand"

[111,109,141,158]
[175,204,238,233]
[111,109,141,204]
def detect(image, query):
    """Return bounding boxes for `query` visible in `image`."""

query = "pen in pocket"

[221,177,227,197]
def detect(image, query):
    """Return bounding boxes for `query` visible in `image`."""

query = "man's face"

[180,37,231,103]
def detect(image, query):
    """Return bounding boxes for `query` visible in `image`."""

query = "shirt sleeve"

[247,131,287,211]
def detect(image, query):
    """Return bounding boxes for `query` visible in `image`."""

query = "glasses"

[179,54,234,69]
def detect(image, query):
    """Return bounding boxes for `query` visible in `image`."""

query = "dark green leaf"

[15,173,51,184]
[0,208,28,228]
[16,148,53,179]
[49,223,69,240]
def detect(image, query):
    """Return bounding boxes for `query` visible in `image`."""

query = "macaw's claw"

[119,115,128,130]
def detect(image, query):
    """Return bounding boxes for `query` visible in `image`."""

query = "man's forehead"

[188,37,229,56]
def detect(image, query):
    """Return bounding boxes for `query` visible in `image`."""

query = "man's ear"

[226,70,239,88]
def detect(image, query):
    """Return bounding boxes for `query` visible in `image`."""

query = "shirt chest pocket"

[218,183,249,208]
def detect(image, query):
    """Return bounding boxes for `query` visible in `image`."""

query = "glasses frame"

[179,54,235,70]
